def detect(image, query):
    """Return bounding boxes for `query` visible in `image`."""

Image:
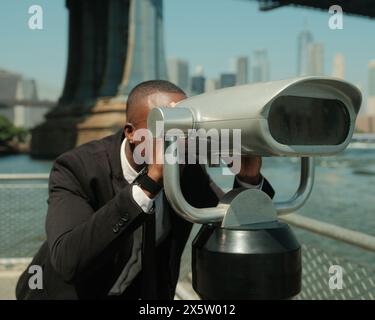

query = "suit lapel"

[102,130,144,295]
[102,129,194,296]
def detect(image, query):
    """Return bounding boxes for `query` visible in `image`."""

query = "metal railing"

[0,174,49,180]
[1,174,375,299]
[175,243,375,300]
[281,214,375,252]
[0,174,49,259]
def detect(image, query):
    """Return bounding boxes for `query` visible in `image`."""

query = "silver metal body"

[149,77,361,157]
[148,77,362,224]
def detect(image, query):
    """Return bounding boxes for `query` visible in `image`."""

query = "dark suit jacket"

[16,130,274,300]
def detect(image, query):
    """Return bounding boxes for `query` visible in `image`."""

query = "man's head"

[124,80,186,144]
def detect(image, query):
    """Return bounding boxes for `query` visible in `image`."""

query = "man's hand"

[236,156,262,185]
[146,100,179,187]
[144,138,163,198]
[148,163,163,184]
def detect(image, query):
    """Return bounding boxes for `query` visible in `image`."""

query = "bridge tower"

[31,0,167,158]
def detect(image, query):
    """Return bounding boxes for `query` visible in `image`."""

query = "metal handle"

[275,157,315,215]
[163,138,228,224]
[163,137,315,224]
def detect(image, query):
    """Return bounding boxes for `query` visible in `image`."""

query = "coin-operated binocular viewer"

[148,77,361,299]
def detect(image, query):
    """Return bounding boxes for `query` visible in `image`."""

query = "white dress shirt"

[120,139,171,245]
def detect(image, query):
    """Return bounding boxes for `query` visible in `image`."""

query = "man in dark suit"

[16,80,274,300]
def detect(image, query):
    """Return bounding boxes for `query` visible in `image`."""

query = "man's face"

[124,91,186,147]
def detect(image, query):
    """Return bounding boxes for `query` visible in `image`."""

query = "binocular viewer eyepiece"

[148,76,361,157]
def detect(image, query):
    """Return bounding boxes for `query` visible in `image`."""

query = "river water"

[0,145,374,269]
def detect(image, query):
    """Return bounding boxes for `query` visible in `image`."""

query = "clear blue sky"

[0,0,374,106]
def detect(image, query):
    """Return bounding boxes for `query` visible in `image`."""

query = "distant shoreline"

[0,144,29,156]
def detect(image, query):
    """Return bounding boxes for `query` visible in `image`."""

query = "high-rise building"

[190,65,205,95]
[307,43,324,76]
[14,79,40,128]
[236,56,248,85]
[368,60,375,115]
[0,69,21,125]
[191,76,205,95]
[297,29,313,76]
[252,49,269,83]
[220,73,236,88]
[332,53,345,79]
[368,60,375,96]
[205,78,218,92]
[0,69,21,100]
[0,69,46,129]
[167,58,189,93]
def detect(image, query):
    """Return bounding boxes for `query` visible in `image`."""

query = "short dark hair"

[126,80,186,117]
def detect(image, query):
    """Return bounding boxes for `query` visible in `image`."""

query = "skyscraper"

[220,73,237,88]
[297,29,313,76]
[205,78,218,92]
[368,60,375,115]
[167,58,189,93]
[236,56,248,85]
[252,49,269,83]
[190,65,205,95]
[14,79,39,128]
[0,69,21,125]
[332,53,345,79]
[0,69,45,129]
[307,43,324,76]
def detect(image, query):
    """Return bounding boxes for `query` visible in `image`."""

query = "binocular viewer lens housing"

[148,77,361,157]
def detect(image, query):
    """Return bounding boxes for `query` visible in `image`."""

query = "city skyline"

[0,0,374,104]
[170,21,373,114]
